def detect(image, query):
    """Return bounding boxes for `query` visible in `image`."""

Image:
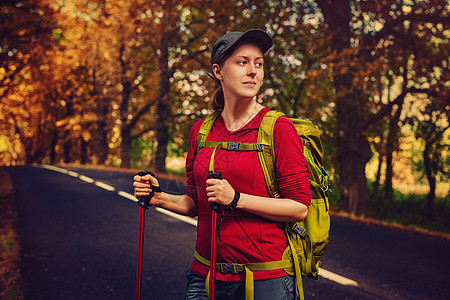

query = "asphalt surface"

[6,165,450,299]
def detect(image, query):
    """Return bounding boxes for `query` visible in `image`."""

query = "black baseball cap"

[210,29,273,67]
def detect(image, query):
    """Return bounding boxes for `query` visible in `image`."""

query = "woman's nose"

[247,63,256,75]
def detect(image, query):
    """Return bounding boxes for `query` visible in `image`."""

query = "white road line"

[39,164,68,174]
[319,268,359,286]
[118,191,138,202]
[79,175,94,183]
[67,171,79,177]
[35,164,358,287]
[155,207,198,226]
[95,181,115,191]
[117,191,198,226]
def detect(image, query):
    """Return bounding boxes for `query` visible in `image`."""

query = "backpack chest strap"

[199,140,266,152]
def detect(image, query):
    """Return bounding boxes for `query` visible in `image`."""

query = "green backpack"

[196,108,331,300]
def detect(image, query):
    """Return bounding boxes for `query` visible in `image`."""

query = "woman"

[134,29,311,300]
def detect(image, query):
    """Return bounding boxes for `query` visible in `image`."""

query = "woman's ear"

[212,64,222,80]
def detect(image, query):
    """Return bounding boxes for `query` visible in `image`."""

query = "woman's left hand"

[205,178,235,206]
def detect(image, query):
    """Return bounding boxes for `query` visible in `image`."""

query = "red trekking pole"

[135,171,161,300]
[209,172,222,300]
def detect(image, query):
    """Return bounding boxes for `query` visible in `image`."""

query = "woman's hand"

[205,178,235,206]
[133,173,162,206]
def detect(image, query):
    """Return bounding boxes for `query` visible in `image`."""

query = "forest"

[0,0,448,226]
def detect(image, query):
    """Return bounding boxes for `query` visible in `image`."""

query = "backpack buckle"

[320,166,329,177]
[292,224,307,237]
[217,262,242,274]
[257,143,265,152]
[199,141,204,149]
[227,142,241,151]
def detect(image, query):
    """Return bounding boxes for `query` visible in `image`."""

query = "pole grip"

[137,171,158,209]
[209,172,222,212]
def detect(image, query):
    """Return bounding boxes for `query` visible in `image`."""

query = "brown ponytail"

[210,84,225,110]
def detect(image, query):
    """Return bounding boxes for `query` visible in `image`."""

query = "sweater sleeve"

[273,117,311,207]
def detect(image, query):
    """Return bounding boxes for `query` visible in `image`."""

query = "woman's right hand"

[133,173,162,204]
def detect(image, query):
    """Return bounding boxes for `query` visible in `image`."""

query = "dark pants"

[186,268,299,300]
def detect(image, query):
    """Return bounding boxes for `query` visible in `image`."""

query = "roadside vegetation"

[0,169,24,299]
[328,181,450,236]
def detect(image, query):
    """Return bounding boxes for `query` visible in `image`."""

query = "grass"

[0,168,24,300]
[328,180,450,236]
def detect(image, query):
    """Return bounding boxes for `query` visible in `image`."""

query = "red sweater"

[186,107,311,281]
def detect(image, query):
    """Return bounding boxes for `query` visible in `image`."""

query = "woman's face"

[213,43,264,101]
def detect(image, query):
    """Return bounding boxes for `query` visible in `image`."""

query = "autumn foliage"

[1,0,448,214]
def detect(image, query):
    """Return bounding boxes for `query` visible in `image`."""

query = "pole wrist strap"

[225,190,240,211]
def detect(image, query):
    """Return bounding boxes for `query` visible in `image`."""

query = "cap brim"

[237,29,273,54]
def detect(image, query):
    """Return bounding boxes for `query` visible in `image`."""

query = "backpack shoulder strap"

[196,110,222,154]
[257,109,285,198]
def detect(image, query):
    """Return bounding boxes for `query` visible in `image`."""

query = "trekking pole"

[209,172,222,300]
[135,171,161,300]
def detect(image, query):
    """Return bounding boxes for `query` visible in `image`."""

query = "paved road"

[6,165,450,299]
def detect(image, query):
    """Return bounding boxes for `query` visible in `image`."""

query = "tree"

[405,98,449,209]
[0,0,60,164]
[312,0,448,214]
[0,0,55,100]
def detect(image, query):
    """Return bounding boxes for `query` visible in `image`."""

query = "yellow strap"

[207,265,254,300]
[287,237,304,300]
[200,141,267,152]
[197,110,222,154]
[194,249,291,271]
[304,234,314,277]
[205,271,211,298]
[208,143,221,175]
[195,249,210,265]
[244,265,254,300]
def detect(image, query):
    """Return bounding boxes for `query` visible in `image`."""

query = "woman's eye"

[256,62,263,67]
[238,61,247,65]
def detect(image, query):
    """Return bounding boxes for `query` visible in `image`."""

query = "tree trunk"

[385,100,404,200]
[96,119,108,164]
[121,126,132,169]
[50,130,58,164]
[81,138,88,164]
[118,41,133,169]
[337,116,371,214]
[155,76,170,173]
[63,132,72,163]
[92,66,108,165]
[373,152,383,192]
[318,0,371,214]
[384,150,393,199]
[155,4,172,173]
[423,141,436,209]
[96,98,109,165]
